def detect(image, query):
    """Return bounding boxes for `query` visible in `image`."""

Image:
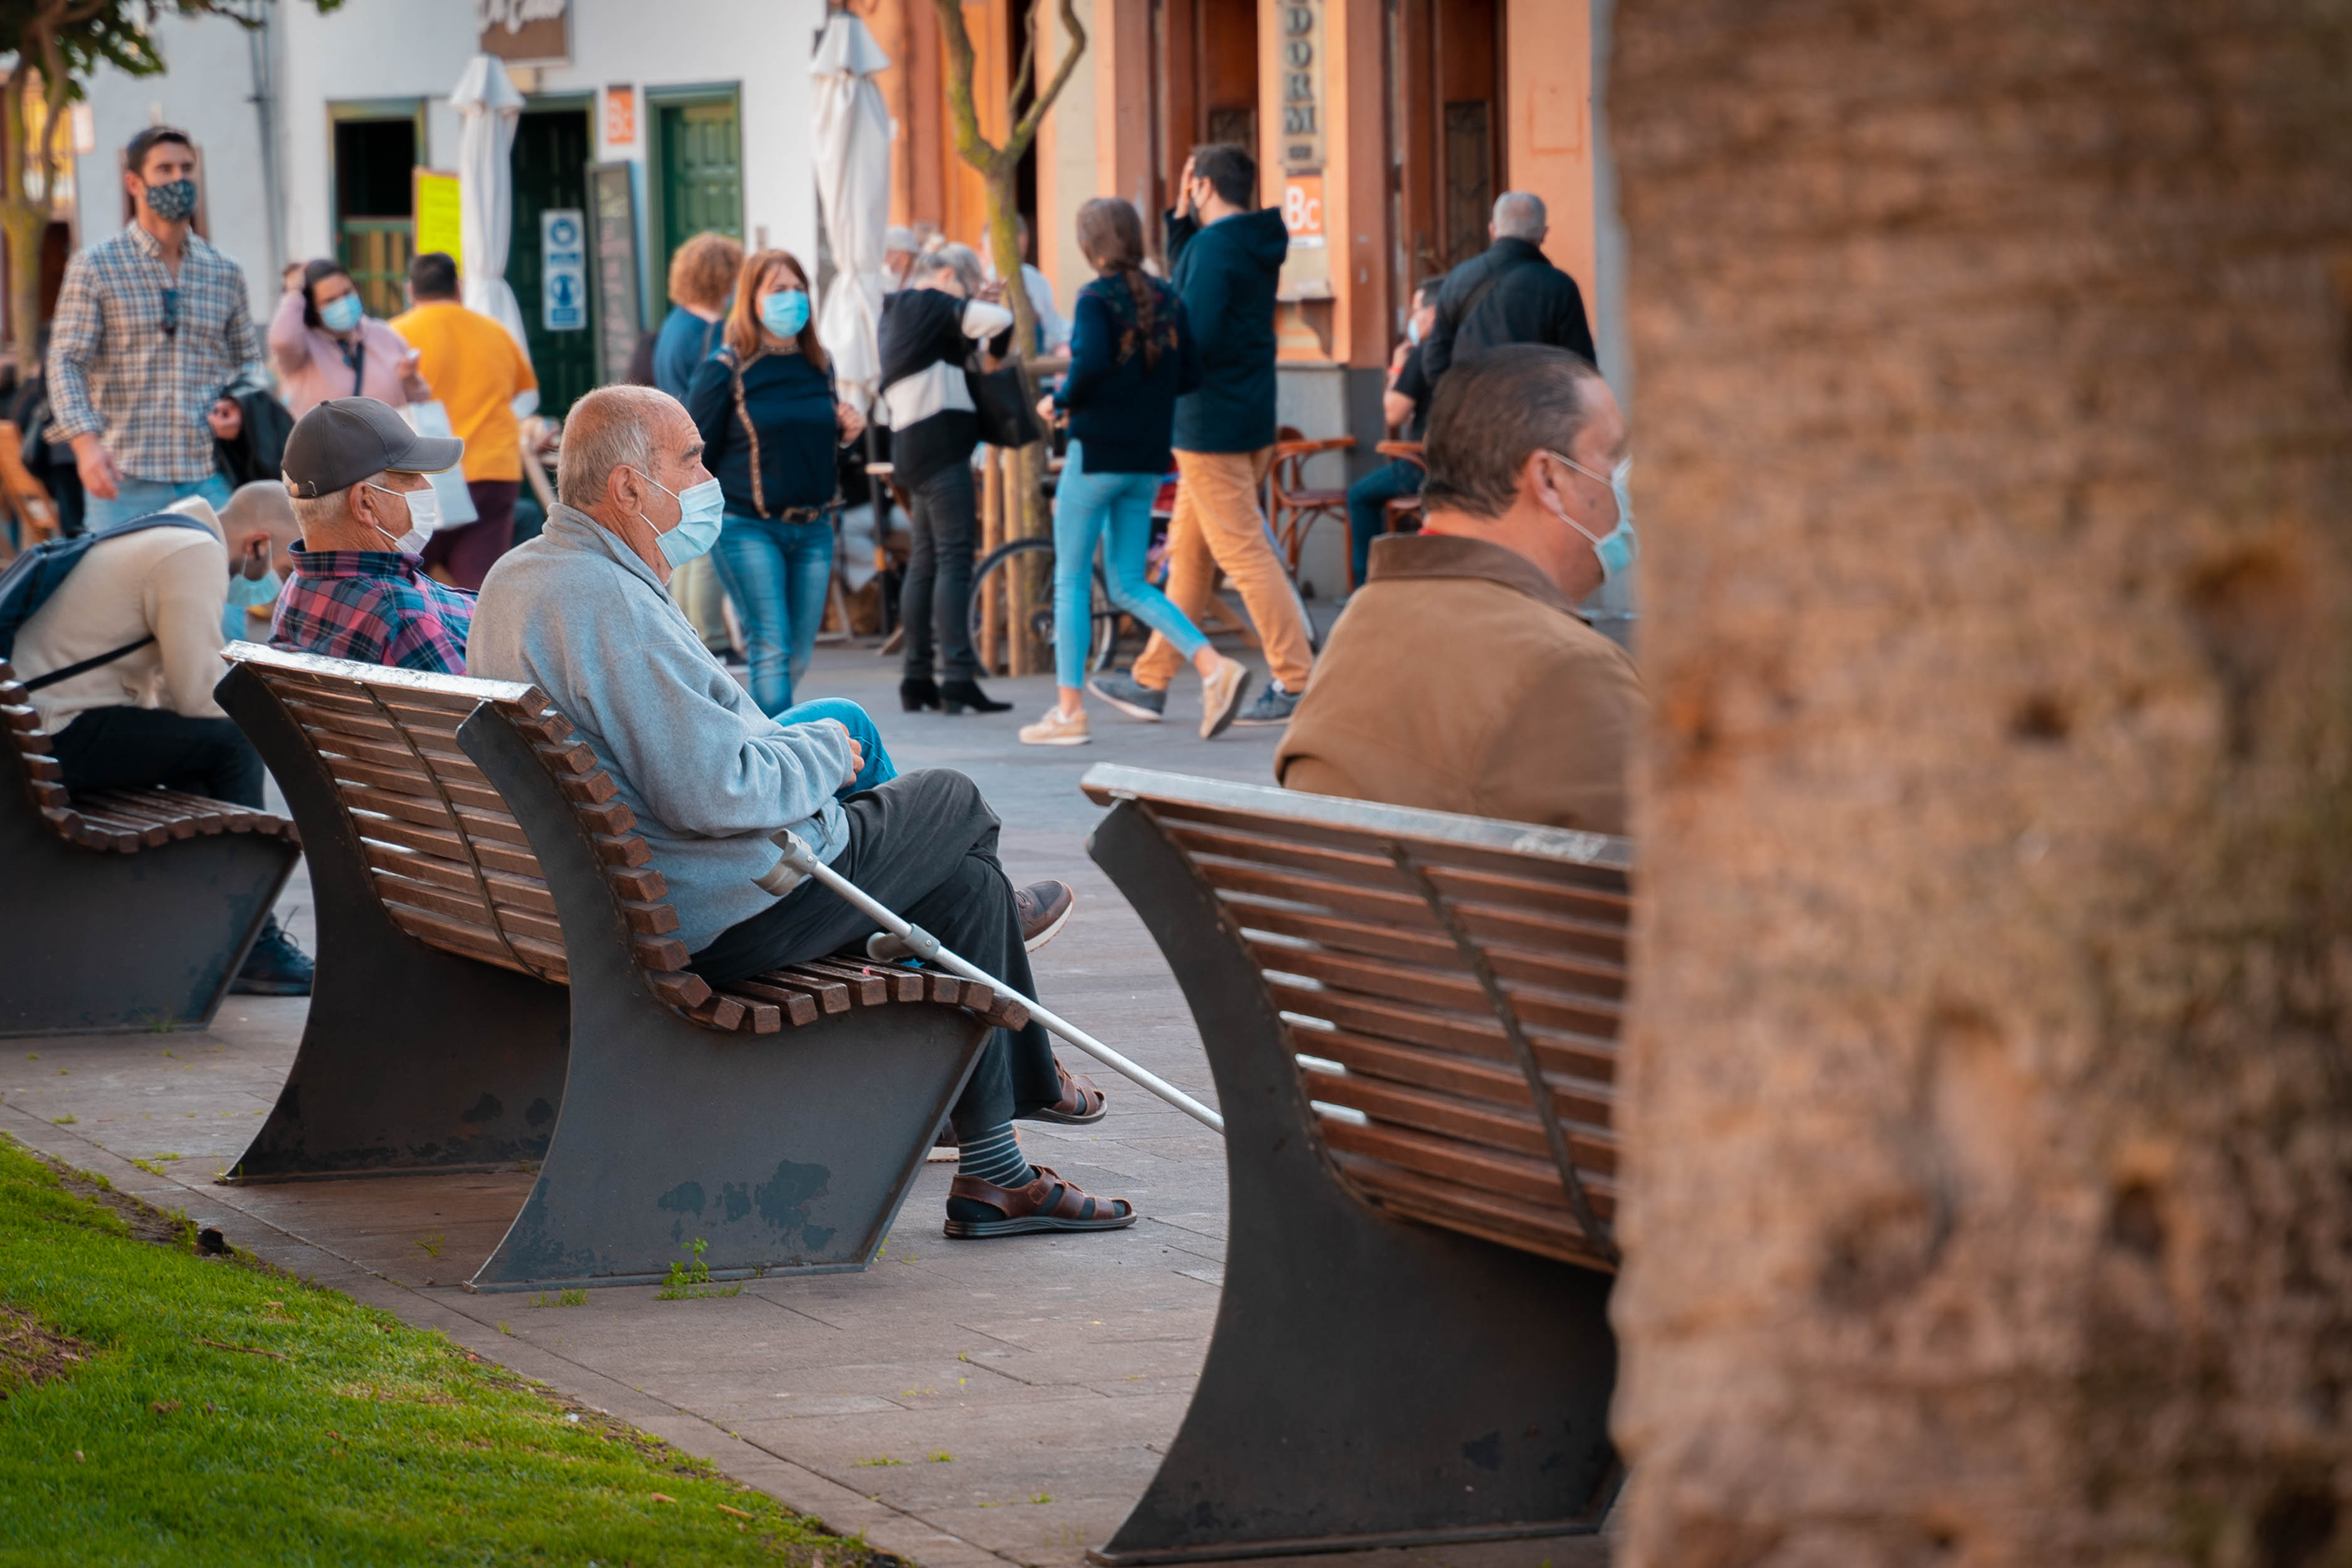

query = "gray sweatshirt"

[467,505,853,954]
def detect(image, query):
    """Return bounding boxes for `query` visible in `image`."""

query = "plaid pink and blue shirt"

[270,544,474,674]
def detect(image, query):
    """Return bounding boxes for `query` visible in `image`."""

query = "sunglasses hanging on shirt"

[160,286,179,338]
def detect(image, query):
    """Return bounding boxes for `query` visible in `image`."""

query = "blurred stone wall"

[1610,3,2352,1564]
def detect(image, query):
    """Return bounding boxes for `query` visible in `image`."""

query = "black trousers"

[51,706,266,808]
[688,769,1060,1139]
[899,461,979,681]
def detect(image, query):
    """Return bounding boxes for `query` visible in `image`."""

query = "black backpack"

[0,513,216,692]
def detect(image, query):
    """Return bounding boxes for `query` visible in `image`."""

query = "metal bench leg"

[1086,801,1620,1564]
[217,666,571,1179]
[457,708,993,1292]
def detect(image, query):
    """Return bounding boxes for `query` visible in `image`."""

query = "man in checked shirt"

[48,126,264,532]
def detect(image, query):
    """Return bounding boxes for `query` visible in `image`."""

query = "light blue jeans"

[776,696,898,796]
[86,471,232,533]
[710,512,836,718]
[1052,441,1206,690]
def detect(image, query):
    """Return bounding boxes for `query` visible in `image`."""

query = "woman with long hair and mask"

[268,258,430,419]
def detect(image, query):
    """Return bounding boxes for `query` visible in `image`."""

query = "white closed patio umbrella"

[451,53,530,351]
[810,12,894,411]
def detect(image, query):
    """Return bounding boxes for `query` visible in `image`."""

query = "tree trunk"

[1610,3,2352,1564]
[1,65,48,380]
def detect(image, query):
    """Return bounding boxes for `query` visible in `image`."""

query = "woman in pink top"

[269,258,431,417]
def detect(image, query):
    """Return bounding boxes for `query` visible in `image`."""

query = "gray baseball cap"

[281,397,463,498]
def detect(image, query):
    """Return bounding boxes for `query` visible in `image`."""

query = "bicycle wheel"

[967,537,1119,678]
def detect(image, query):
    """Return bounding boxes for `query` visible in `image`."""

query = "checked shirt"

[46,224,265,483]
[270,544,475,675]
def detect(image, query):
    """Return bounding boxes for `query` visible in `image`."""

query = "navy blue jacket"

[1164,206,1289,455]
[685,347,841,518]
[652,305,724,401]
[1053,274,1200,474]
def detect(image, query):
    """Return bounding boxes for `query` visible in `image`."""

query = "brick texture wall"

[1609,3,2352,1563]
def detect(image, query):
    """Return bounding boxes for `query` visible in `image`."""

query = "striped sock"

[957,1124,1035,1190]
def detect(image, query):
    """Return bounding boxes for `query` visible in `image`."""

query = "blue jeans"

[85,471,233,533]
[1052,441,1206,690]
[1346,458,1424,589]
[775,696,899,796]
[710,512,836,717]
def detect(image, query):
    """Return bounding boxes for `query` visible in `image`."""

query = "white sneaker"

[1018,707,1092,746]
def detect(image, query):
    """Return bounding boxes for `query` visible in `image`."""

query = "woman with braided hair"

[1018,199,1253,746]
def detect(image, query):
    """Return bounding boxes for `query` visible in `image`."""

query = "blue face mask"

[1545,450,1638,582]
[319,293,364,334]
[759,288,811,338]
[636,469,727,567]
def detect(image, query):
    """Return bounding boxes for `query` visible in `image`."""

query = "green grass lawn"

[0,1134,873,1567]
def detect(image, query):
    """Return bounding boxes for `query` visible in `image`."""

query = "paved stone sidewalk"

[0,638,1610,1568]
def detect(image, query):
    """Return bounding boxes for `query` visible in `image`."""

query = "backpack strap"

[21,635,156,692]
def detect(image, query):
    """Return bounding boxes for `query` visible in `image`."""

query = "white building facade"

[67,0,829,413]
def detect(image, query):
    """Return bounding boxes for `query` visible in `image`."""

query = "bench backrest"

[1083,763,1630,1273]
[2,659,291,851]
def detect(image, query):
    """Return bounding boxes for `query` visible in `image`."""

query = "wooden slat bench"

[0,660,298,1036]
[1079,763,1627,1564]
[214,643,1023,1293]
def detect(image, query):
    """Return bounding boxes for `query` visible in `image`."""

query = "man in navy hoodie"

[1094,143,1314,729]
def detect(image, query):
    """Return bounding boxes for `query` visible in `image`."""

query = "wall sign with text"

[1280,0,1325,172]
[541,208,588,332]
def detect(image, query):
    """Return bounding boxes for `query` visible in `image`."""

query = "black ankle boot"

[939,677,1011,715]
[900,676,942,712]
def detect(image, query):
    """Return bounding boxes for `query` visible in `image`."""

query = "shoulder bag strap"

[724,346,768,519]
[1451,253,1539,337]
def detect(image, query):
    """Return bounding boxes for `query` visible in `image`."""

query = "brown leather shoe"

[1016,880,1075,952]
[943,1164,1137,1238]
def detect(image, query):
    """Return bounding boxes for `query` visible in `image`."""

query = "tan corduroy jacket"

[1274,532,1644,834]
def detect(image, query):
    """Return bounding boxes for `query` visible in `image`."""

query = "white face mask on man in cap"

[357,478,440,555]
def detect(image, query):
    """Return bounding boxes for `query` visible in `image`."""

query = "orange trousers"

[1133,447,1317,693]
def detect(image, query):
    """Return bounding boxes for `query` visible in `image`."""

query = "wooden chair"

[1080,763,1625,1564]
[1374,438,1428,541]
[215,643,1024,1293]
[1263,427,1355,589]
[0,661,299,1036]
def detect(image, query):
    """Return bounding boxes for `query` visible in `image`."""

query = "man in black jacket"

[1420,192,1598,382]
[1094,142,1316,729]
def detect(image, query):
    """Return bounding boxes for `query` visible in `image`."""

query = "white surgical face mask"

[362,480,437,554]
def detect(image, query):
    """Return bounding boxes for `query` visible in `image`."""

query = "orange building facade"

[859,0,1603,589]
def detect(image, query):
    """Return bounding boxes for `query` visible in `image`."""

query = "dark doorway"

[507,106,597,418]
[333,116,416,318]
[1150,0,1260,248]
[1392,0,1502,297]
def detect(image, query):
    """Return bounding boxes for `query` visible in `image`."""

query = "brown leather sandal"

[1026,1061,1109,1125]
[943,1164,1137,1238]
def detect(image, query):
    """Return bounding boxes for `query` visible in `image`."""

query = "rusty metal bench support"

[218,663,570,1178]
[0,720,297,1039]
[1085,800,1618,1565]
[456,707,992,1292]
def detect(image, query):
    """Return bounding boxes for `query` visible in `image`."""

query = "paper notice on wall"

[414,171,463,269]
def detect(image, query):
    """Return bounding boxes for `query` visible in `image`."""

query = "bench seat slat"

[332,780,535,847]
[1138,794,1632,897]
[1265,976,1617,1084]
[70,804,171,846]
[1196,857,1628,963]
[361,841,558,915]
[260,672,482,729]
[77,792,205,838]
[385,899,570,982]
[352,813,549,880]
[1295,1025,1615,1128]
[319,752,509,811]
[1299,1068,1615,1174]
[370,867,568,946]
[1226,896,1627,999]
[1332,1154,1612,1270]
[1247,938,1623,1038]
[719,978,821,1026]
[1168,819,1630,925]
[1319,1116,1617,1215]
[306,726,493,784]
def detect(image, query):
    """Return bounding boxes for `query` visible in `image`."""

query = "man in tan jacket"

[1274,344,1643,833]
[13,498,313,991]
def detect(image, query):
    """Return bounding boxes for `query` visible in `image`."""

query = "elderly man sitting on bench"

[468,384,1130,1239]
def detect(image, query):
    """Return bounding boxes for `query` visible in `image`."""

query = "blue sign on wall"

[542,208,588,332]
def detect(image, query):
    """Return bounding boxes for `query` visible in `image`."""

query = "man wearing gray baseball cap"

[268,397,479,674]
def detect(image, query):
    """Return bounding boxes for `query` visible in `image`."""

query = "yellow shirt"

[388,301,539,483]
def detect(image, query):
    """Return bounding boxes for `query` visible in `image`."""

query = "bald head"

[1492,192,1547,243]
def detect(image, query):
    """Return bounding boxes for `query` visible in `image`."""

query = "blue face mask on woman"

[759,288,811,338]
[634,468,727,566]
[319,293,365,335]
[1544,450,1638,582]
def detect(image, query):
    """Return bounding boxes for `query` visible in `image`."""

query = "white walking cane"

[761,831,1226,1134]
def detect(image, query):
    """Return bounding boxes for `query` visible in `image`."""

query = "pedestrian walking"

[46,125,263,531]
[389,251,539,589]
[651,230,745,656]
[270,258,431,419]
[1418,192,1597,381]
[1018,197,1252,747]
[877,243,1016,715]
[1098,142,1314,728]
[686,248,867,718]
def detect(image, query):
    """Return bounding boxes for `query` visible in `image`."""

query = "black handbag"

[965,356,1043,450]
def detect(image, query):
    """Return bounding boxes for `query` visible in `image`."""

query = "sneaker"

[1018,707,1092,746]
[1231,681,1301,727]
[231,915,314,996]
[1198,658,1253,740]
[1087,670,1166,722]
[1016,880,1077,952]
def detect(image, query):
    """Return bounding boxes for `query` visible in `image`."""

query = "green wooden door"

[657,98,742,297]
[506,107,597,417]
